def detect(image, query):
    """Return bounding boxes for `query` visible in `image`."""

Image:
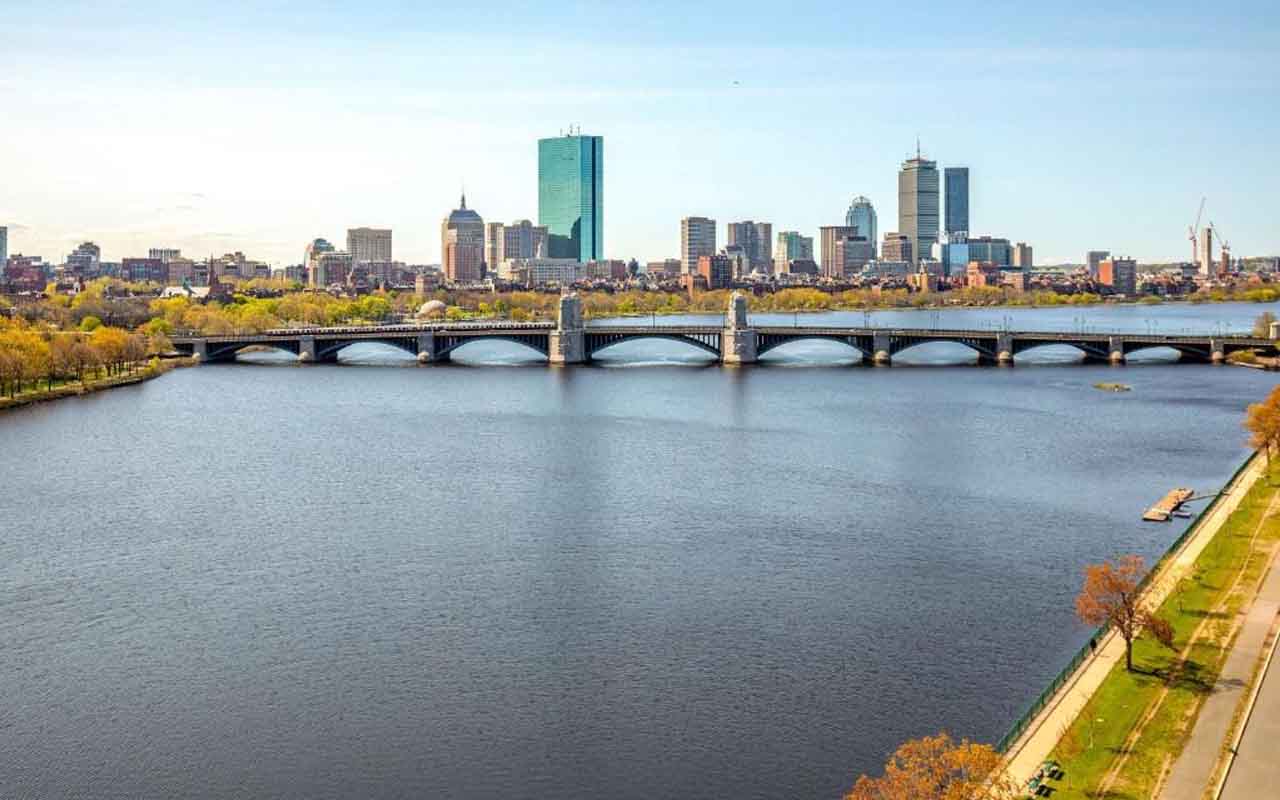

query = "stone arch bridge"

[171,294,1275,367]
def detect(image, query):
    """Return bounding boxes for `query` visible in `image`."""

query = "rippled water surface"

[2,303,1278,799]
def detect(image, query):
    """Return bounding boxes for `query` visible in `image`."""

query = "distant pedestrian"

[1089,637,1098,655]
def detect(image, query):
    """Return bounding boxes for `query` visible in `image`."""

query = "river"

[1,302,1277,799]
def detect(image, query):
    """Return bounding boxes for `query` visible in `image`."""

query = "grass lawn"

[1044,469,1280,799]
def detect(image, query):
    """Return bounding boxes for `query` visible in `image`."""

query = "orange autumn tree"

[1075,555,1175,672]
[1244,386,1280,472]
[845,732,1018,800]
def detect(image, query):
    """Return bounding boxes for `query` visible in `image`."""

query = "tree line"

[0,316,161,398]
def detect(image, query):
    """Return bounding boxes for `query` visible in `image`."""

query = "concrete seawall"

[999,452,1266,787]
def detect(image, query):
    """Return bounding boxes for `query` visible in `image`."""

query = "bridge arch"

[756,334,871,359]
[891,338,994,360]
[436,335,550,361]
[1123,343,1200,361]
[316,338,420,361]
[586,332,721,359]
[1010,341,1106,361]
[206,342,300,361]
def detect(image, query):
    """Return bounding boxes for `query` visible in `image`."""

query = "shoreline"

[0,358,192,413]
[998,450,1266,788]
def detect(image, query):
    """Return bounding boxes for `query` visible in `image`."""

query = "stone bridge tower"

[721,292,757,364]
[549,293,586,364]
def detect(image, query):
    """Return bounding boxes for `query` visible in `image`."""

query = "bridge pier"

[1210,338,1226,364]
[549,294,586,365]
[416,332,437,364]
[996,333,1014,365]
[871,332,892,365]
[298,336,317,363]
[721,292,757,365]
[191,340,208,363]
[1109,336,1126,365]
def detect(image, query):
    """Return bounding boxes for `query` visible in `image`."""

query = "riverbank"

[998,452,1280,798]
[0,357,192,412]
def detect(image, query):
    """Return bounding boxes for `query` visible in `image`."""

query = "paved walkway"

[1220,609,1280,800]
[1000,455,1265,789]
[1160,544,1280,800]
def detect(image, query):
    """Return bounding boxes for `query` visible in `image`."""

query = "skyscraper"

[819,225,860,277]
[441,195,485,283]
[1012,242,1033,269]
[347,227,393,264]
[726,221,773,273]
[898,150,939,265]
[774,231,814,273]
[487,220,549,268]
[538,132,603,262]
[681,217,716,274]
[1,226,9,266]
[944,167,969,235]
[845,197,877,253]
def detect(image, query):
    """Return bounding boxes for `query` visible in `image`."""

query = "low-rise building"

[965,261,1002,288]
[696,254,733,289]
[501,258,582,286]
[881,233,913,264]
[1098,256,1137,296]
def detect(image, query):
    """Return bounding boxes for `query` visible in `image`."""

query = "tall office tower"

[1198,228,1214,277]
[944,167,970,235]
[347,227,393,264]
[1012,242,1033,269]
[441,194,485,283]
[1085,250,1110,278]
[898,150,940,264]
[538,132,603,261]
[819,225,860,277]
[774,231,815,273]
[832,237,875,277]
[681,217,716,274]
[726,221,773,273]
[485,222,505,272]
[487,220,549,268]
[845,197,878,254]
[0,226,6,266]
[305,238,335,286]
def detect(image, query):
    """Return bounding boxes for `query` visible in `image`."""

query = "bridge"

[170,293,1278,366]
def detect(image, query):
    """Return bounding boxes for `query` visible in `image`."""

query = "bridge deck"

[171,324,1274,347]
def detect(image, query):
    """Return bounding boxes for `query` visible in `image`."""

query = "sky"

[1,0,1278,267]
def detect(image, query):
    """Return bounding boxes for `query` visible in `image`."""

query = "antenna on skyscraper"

[916,136,921,159]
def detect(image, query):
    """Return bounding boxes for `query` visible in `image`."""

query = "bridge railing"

[994,450,1258,754]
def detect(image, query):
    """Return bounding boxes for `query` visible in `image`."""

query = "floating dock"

[1143,488,1195,522]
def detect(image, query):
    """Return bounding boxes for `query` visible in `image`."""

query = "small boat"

[1172,510,1193,519]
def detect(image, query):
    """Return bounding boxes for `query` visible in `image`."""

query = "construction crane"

[1209,221,1231,275]
[1188,197,1206,265]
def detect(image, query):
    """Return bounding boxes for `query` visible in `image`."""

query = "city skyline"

[1,2,1277,266]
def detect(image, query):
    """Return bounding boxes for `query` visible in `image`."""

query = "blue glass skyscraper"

[845,196,877,253]
[944,167,969,236]
[538,133,603,262]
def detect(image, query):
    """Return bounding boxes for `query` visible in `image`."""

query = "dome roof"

[417,300,447,316]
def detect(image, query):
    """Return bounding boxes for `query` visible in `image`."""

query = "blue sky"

[2,0,1277,266]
